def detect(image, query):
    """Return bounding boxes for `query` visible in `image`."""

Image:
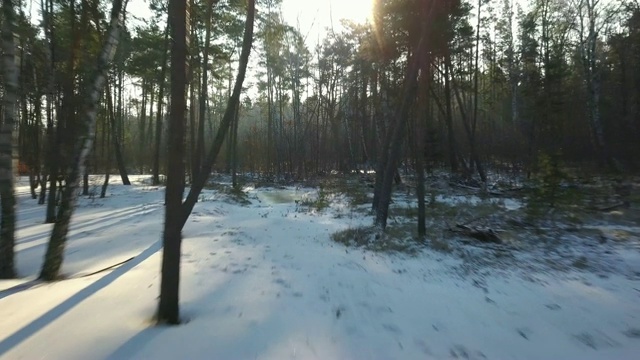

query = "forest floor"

[1,173,639,359]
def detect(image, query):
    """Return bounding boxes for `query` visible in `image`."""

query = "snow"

[434,194,523,211]
[1,176,640,359]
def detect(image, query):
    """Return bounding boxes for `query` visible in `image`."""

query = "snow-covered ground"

[1,176,640,359]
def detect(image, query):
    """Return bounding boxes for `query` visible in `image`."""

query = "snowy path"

[1,178,640,359]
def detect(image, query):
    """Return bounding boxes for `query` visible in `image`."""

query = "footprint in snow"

[517,327,533,340]
[413,338,432,355]
[432,321,447,332]
[545,303,562,310]
[273,278,291,288]
[573,331,620,350]
[375,305,393,314]
[623,328,640,339]
[449,344,487,359]
[382,323,402,334]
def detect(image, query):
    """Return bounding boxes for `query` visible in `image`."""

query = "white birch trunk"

[40,0,129,280]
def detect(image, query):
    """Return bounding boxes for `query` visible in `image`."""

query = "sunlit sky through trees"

[280,0,373,42]
[124,0,374,44]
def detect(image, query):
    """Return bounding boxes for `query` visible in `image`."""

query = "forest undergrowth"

[218,168,640,284]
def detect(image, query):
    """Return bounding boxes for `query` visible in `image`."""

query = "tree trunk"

[416,61,430,239]
[194,0,216,180]
[40,0,127,281]
[442,61,459,173]
[101,102,112,198]
[0,0,19,279]
[374,72,420,228]
[139,82,147,173]
[231,101,239,188]
[38,0,54,206]
[106,81,131,185]
[447,54,487,183]
[153,21,170,186]
[82,164,89,195]
[375,2,431,229]
[178,0,255,229]
[158,0,189,324]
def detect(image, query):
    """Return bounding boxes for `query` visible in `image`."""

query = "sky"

[280,0,373,43]
[126,0,374,45]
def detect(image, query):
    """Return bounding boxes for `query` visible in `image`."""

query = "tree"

[0,0,19,279]
[572,0,621,168]
[153,21,169,186]
[157,0,256,324]
[158,0,189,325]
[40,0,128,281]
[374,0,432,229]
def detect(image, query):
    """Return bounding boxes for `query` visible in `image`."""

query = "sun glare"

[281,0,373,36]
[324,0,374,24]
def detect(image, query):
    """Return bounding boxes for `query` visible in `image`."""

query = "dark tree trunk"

[82,165,89,195]
[374,59,420,228]
[447,54,486,183]
[177,0,255,229]
[139,82,147,173]
[442,61,458,173]
[106,81,131,185]
[158,0,189,325]
[44,158,58,222]
[374,3,430,229]
[101,168,111,198]
[0,0,18,279]
[194,0,216,180]
[415,62,430,239]
[101,105,112,198]
[153,22,170,186]
[231,101,239,188]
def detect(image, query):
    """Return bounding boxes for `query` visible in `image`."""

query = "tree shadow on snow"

[0,241,161,357]
[106,326,166,360]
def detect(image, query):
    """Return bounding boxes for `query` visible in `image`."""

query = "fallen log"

[448,182,505,196]
[595,202,629,212]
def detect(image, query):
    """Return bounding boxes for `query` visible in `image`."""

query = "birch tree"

[40,0,129,281]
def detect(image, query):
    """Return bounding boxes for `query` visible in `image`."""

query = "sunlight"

[281,0,373,36]
[321,0,374,24]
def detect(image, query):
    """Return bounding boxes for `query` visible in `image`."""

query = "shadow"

[0,240,161,357]
[16,202,162,248]
[106,326,165,360]
[0,280,42,300]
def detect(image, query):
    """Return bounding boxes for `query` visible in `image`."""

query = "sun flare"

[324,0,374,24]
[281,0,373,32]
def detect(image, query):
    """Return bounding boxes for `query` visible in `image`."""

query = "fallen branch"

[77,257,135,278]
[449,182,480,191]
[448,182,504,196]
[595,202,628,212]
